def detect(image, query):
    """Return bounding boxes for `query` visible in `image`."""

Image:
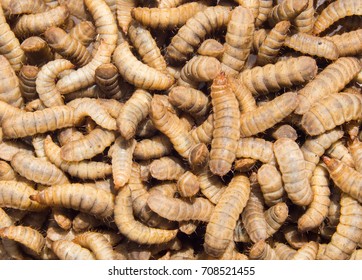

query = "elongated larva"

[58,0,90,21]
[205,174,250,257]
[325,30,362,57]
[236,137,275,165]
[228,76,256,114]
[293,0,314,34]
[73,232,114,260]
[197,39,225,59]
[19,65,39,101]
[255,0,273,27]
[52,240,95,260]
[149,156,186,181]
[249,240,279,260]
[264,202,288,237]
[95,63,124,100]
[20,36,54,66]
[190,114,214,145]
[196,167,225,205]
[134,135,173,161]
[69,21,96,47]
[257,164,284,206]
[8,0,50,15]
[0,56,23,108]
[268,0,308,26]
[274,138,313,206]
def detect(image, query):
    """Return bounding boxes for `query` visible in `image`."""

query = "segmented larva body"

[177,171,200,198]
[52,207,72,231]
[295,57,361,115]
[196,167,226,205]
[204,174,250,257]
[256,21,290,66]
[2,105,75,139]
[32,134,47,159]
[116,0,137,34]
[0,5,25,72]
[238,56,317,96]
[178,55,221,88]
[239,92,298,137]
[72,212,101,233]
[326,140,355,168]
[292,241,319,260]
[190,114,214,145]
[19,65,39,101]
[255,0,273,27]
[249,240,279,260]
[209,72,240,176]
[134,135,173,161]
[257,164,285,207]
[301,129,344,181]
[8,0,50,15]
[52,240,95,260]
[264,202,289,237]
[58,0,90,21]
[36,59,74,108]
[221,6,254,74]
[115,186,178,245]
[274,242,296,260]
[236,137,276,165]
[0,140,33,162]
[301,92,362,136]
[349,138,362,173]
[73,232,114,260]
[166,6,231,62]
[69,21,96,47]
[113,42,174,90]
[24,100,49,112]
[60,128,116,162]
[13,5,69,39]
[57,127,84,146]
[0,56,23,108]
[228,76,256,113]
[270,124,298,141]
[325,30,362,57]
[293,0,314,34]
[0,161,17,181]
[30,184,114,218]
[20,36,54,66]
[273,138,313,206]
[149,156,186,181]
[350,250,362,260]
[234,158,257,172]
[95,63,123,99]
[268,0,308,26]
[313,0,362,35]
[197,39,225,59]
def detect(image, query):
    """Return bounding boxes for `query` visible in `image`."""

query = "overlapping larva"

[113,41,174,91]
[149,156,186,181]
[19,65,39,101]
[190,114,214,145]
[291,241,319,260]
[115,186,178,245]
[270,124,298,141]
[72,212,101,233]
[257,164,284,207]
[95,64,123,100]
[177,171,200,198]
[274,138,313,206]
[256,21,290,66]
[274,242,296,260]
[9,0,49,15]
[221,6,254,74]
[239,92,298,137]
[178,55,221,88]
[0,161,18,181]
[20,36,54,66]
[0,140,33,162]
[249,240,279,260]
[264,202,288,237]
[0,56,23,108]
[52,207,72,231]
[293,0,314,34]
[268,0,308,26]
[236,137,276,165]
[73,232,114,260]
[255,0,273,27]
[157,0,186,8]
[227,76,256,114]
[238,56,317,97]
[209,72,240,176]
[32,134,47,159]
[30,184,114,218]
[313,0,362,35]
[69,21,96,47]
[52,240,95,260]
[301,92,362,136]
[60,128,116,162]
[196,167,225,205]
[57,127,84,146]
[2,105,75,139]
[325,139,355,167]
[134,135,173,161]
[166,6,231,62]
[325,30,362,57]
[0,5,25,72]
[116,0,137,34]
[58,0,90,21]
[197,39,225,59]
[319,194,362,260]
[204,174,250,257]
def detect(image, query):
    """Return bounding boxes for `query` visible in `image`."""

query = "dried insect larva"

[177,171,200,198]
[30,184,114,218]
[32,134,47,159]
[293,0,314,34]
[134,134,173,161]
[249,240,279,260]
[301,129,344,181]
[209,72,240,176]
[301,92,362,136]
[268,0,308,26]
[325,30,362,57]
[283,225,309,249]
[228,76,256,114]
[0,140,33,162]
[256,21,290,66]
[255,0,273,27]
[291,241,319,260]
[0,56,23,108]
[11,152,69,185]
[239,92,298,137]
[36,59,74,108]
[190,114,214,145]
[0,161,18,181]
[197,39,225,59]
[313,0,362,35]
[196,167,226,205]
[9,0,49,15]
[257,164,284,207]
[236,137,275,165]
[325,140,355,168]
[58,0,90,21]
[24,99,46,112]
[234,158,257,172]
[349,138,362,173]
[52,208,72,231]
[60,128,116,162]
[113,41,174,90]
[95,63,123,100]
[166,6,231,62]
[51,240,95,260]
[20,36,54,66]
[270,124,298,141]
[204,174,250,257]
[238,56,317,97]
[221,6,254,74]
[57,128,84,146]
[274,138,313,206]
[72,213,101,233]
[149,156,186,181]
[116,0,138,34]
[264,202,288,237]
[111,136,136,190]
[69,21,96,47]
[274,242,296,260]
[252,29,268,54]
[115,186,178,245]
[73,232,114,260]
[19,65,39,101]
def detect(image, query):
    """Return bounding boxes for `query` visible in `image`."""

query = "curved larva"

[0,56,23,108]
[292,241,319,260]
[134,134,173,161]
[283,225,309,249]
[210,72,240,176]
[52,240,95,260]
[257,164,285,206]
[149,156,186,181]
[73,232,114,260]
[296,57,361,115]
[44,136,112,180]
[57,127,84,146]
[301,92,362,136]
[13,5,69,39]
[30,184,114,218]
[349,138,362,173]
[325,30,362,57]
[221,6,254,74]
[236,137,276,165]
[95,64,124,100]
[255,0,273,27]
[196,167,226,205]
[19,65,39,101]
[293,0,314,34]
[36,59,74,108]
[264,202,288,237]
[8,0,50,15]
[249,240,279,260]
[268,0,308,26]
[190,114,214,145]
[69,21,96,47]
[189,143,209,170]
[115,186,178,245]
[273,138,313,206]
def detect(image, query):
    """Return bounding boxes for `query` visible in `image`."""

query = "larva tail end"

[29,194,41,203]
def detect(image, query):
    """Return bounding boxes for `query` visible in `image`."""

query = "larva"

[177,171,200,198]
[0,161,18,181]
[57,127,84,146]
[113,41,174,91]
[234,158,257,172]
[270,124,298,141]
[134,135,173,161]
[166,6,231,62]
[36,59,74,108]
[114,186,178,245]
[301,92,362,136]
[149,156,186,181]
[32,134,47,159]
[325,30,362,57]
[273,138,313,206]
[116,0,138,34]
[236,137,276,165]
[249,240,279,260]
[95,64,123,100]
[20,36,54,66]
[274,242,296,260]
[239,92,298,137]
[2,105,75,139]
[52,208,72,231]
[238,56,317,97]
[326,139,356,168]
[257,164,285,207]
[292,241,319,260]
[30,184,114,218]
[190,114,214,145]
[264,202,289,237]
[72,213,101,233]
[268,0,308,26]
[235,0,260,19]
[204,174,250,257]
[58,0,90,21]
[51,240,95,260]
[197,39,225,59]
[293,0,314,34]
[349,138,362,173]
[255,0,273,27]
[19,65,39,101]
[60,128,116,162]
[95,99,125,120]
[73,232,114,260]
[9,0,50,15]
[196,167,226,205]
[0,140,33,162]
[209,72,240,176]
[0,56,23,108]
[69,21,96,47]
[228,76,256,113]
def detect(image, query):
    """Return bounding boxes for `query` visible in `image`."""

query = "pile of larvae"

[0,0,362,260]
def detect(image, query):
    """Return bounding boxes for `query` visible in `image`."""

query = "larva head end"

[212,72,227,86]
[29,194,40,203]
[322,156,339,170]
